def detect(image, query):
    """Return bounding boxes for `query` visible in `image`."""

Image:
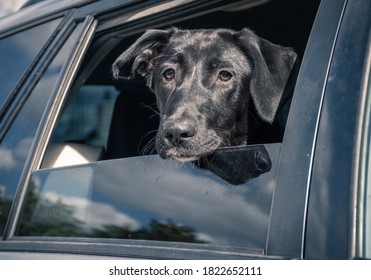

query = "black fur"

[113,28,297,162]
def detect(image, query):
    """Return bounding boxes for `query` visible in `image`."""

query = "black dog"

[112,28,297,164]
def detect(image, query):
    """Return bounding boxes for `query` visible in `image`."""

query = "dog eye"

[163,68,175,81]
[218,70,233,81]
[218,70,233,82]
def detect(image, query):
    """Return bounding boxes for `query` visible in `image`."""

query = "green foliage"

[90,219,205,243]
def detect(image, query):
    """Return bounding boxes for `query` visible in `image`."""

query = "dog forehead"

[169,29,237,56]
[162,30,250,73]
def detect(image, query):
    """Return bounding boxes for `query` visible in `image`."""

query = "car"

[0,0,370,260]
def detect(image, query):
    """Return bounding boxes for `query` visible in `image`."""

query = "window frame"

[0,11,79,238]
[2,14,97,240]
[266,0,348,258]
[303,0,371,260]
[357,65,371,259]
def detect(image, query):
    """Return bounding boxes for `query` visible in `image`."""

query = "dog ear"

[112,29,176,85]
[236,28,297,123]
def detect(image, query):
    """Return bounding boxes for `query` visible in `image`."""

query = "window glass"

[0,24,84,236]
[52,85,119,147]
[18,144,279,251]
[0,18,62,111]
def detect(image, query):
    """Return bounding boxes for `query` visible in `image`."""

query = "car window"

[15,0,320,256]
[41,0,320,169]
[0,24,84,236]
[0,18,61,114]
[18,144,279,252]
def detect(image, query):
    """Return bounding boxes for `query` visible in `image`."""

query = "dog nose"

[162,118,196,145]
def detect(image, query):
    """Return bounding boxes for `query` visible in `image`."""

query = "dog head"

[113,28,297,162]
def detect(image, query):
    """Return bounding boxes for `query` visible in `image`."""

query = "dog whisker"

[138,131,157,156]
[140,102,160,116]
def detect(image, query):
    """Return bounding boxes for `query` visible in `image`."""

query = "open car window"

[40,0,320,170]
[15,0,320,257]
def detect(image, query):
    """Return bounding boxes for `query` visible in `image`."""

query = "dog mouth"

[172,155,201,162]
[159,146,212,162]
[162,150,212,162]
[157,138,222,162]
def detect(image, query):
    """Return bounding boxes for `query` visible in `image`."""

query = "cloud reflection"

[33,191,141,232]
[0,148,16,170]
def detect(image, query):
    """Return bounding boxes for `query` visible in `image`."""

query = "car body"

[0,0,370,259]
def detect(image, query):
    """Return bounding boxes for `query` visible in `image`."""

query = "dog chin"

[172,155,200,162]
[159,149,202,162]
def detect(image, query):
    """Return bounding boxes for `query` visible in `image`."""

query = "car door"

[268,0,371,260]
[2,0,322,259]
[6,0,368,260]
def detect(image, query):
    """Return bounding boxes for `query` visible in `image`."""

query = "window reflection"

[0,24,84,236]
[0,18,61,109]
[18,144,279,250]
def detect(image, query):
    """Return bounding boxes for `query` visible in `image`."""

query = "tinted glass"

[0,18,61,111]
[0,24,84,236]
[18,144,279,251]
